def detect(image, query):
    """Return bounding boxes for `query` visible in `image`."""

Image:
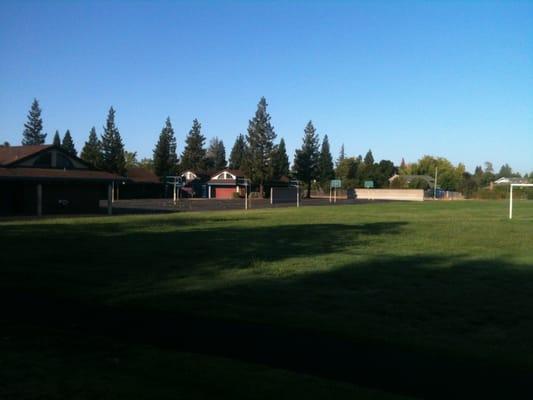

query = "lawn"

[1,200,532,398]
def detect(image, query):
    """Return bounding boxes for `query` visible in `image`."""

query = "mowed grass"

[1,200,532,398]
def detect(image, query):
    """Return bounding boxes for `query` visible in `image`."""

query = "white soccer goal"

[509,183,533,219]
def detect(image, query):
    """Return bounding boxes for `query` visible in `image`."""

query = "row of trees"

[13,98,531,196]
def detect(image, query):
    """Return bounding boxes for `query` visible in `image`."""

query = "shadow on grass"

[2,218,533,398]
[1,221,408,290]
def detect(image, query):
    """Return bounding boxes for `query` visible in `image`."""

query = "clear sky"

[1,0,531,173]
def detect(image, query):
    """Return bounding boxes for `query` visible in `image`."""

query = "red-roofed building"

[0,145,123,216]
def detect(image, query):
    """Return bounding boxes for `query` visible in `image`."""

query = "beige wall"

[354,188,424,202]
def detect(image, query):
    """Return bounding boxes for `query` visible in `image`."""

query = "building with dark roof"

[0,145,122,216]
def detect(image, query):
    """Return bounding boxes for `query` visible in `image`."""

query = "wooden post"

[36,184,42,216]
[111,181,115,203]
[270,187,273,205]
[107,183,113,215]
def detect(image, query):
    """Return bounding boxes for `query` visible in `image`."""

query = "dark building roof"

[0,145,122,182]
[0,167,121,182]
[126,167,160,183]
[0,145,53,166]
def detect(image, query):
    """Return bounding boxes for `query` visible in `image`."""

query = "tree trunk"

[307,181,312,198]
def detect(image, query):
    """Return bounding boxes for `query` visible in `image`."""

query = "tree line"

[9,98,532,197]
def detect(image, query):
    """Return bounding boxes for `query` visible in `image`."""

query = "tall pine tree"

[53,130,61,146]
[153,117,178,177]
[318,134,335,186]
[22,99,46,145]
[271,138,289,179]
[293,121,320,198]
[80,127,102,168]
[246,97,276,195]
[229,134,247,170]
[336,144,345,168]
[206,137,226,172]
[180,119,206,171]
[61,130,76,156]
[101,107,126,174]
[364,149,374,166]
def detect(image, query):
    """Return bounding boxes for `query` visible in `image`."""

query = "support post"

[334,188,337,203]
[107,183,113,215]
[270,187,273,205]
[245,182,248,210]
[173,178,177,204]
[36,184,42,216]
[329,187,332,203]
[434,167,438,200]
[112,181,115,203]
[509,184,513,220]
[208,185,211,199]
[296,182,300,208]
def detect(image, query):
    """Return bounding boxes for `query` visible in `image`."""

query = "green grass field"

[1,200,532,399]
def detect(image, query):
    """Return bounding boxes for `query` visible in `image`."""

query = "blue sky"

[1,0,531,173]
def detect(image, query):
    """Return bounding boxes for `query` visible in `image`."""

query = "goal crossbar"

[509,183,533,219]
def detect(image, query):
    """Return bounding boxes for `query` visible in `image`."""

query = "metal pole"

[434,167,438,200]
[112,181,115,203]
[334,188,337,203]
[329,187,332,203]
[509,184,513,219]
[173,178,177,204]
[297,182,300,208]
[270,187,273,205]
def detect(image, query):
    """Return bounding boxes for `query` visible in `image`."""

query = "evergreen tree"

[153,117,178,177]
[206,137,226,172]
[336,144,345,167]
[80,127,102,168]
[229,134,248,170]
[318,134,334,186]
[61,129,76,156]
[100,107,126,174]
[293,121,320,198]
[124,151,139,169]
[1,142,10,147]
[271,138,290,179]
[364,149,374,165]
[22,99,46,145]
[245,97,277,195]
[53,130,61,146]
[180,119,206,172]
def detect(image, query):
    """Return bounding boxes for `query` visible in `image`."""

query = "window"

[33,152,52,168]
[56,153,73,169]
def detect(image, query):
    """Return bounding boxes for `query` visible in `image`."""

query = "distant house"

[388,174,436,189]
[180,170,210,198]
[207,169,247,199]
[493,177,528,186]
[0,145,122,215]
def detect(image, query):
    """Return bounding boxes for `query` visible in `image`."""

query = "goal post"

[509,183,533,219]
